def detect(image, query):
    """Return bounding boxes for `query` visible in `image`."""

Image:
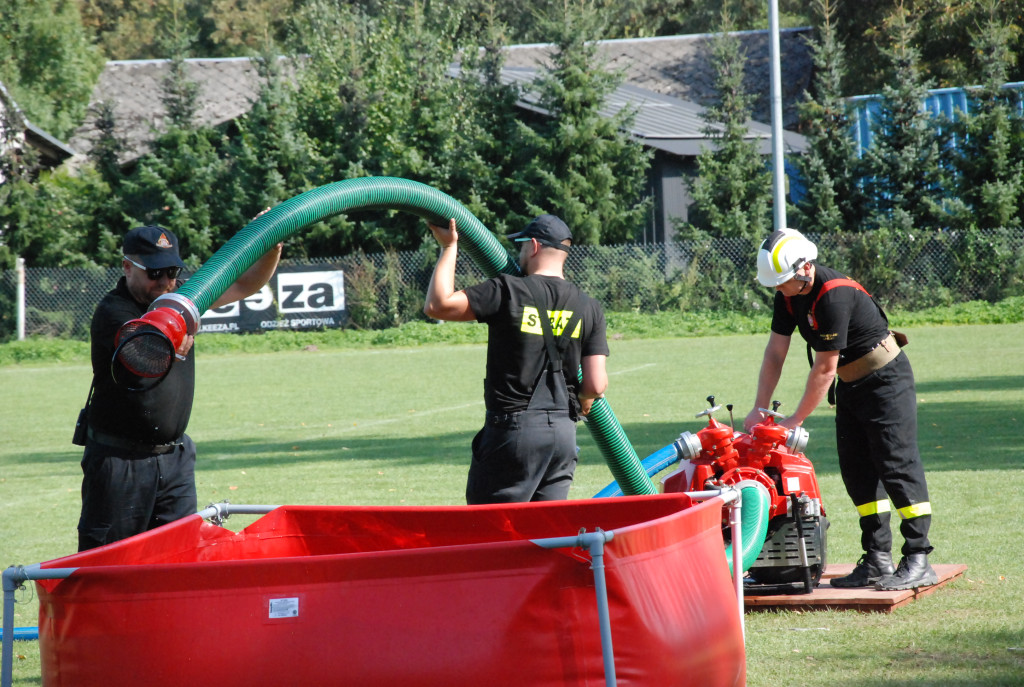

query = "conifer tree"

[224,51,325,243]
[949,0,1024,231]
[87,101,127,188]
[117,29,230,261]
[290,0,496,253]
[160,32,201,131]
[447,15,525,236]
[687,17,772,241]
[860,2,949,234]
[81,100,129,258]
[794,0,864,235]
[510,2,651,245]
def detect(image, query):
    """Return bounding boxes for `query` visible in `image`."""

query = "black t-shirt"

[770,264,890,365]
[87,277,195,443]
[465,274,609,414]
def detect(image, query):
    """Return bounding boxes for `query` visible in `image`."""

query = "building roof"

[0,81,77,172]
[69,28,814,165]
[69,57,277,165]
[496,67,807,156]
[500,28,813,129]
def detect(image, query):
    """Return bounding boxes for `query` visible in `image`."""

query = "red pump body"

[662,402,830,591]
[662,414,825,522]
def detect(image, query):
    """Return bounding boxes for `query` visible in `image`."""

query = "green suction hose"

[581,385,655,495]
[177,177,516,312]
[177,177,657,495]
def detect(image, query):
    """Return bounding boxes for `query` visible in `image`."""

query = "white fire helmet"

[756,229,818,287]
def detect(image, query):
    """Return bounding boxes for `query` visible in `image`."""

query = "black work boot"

[831,550,895,588]
[874,553,938,591]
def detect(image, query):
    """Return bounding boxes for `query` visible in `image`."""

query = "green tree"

[0,0,103,140]
[0,166,110,268]
[114,33,231,262]
[687,17,772,241]
[288,1,369,172]
[289,1,461,253]
[0,82,110,271]
[79,0,235,60]
[78,99,138,260]
[510,2,651,245]
[860,2,949,234]
[223,52,328,251]
[454,0,562,45]
[160,54,200,130]
[836,0,1024,95]
[87,101,126,186]
[440,14,524,236]
[794,0,865,234]
[79,0,163,60]
[604,0,813,38]
[116,126,231,262]
[206,0,301,54]
[288,0,531,253]
[948,0,1024,231]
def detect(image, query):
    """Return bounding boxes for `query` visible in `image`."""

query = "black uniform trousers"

[467,369,578,504]
[78,434,197,551]
[835,352,932,556]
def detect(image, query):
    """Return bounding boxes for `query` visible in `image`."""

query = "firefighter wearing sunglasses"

[76,224,281,551]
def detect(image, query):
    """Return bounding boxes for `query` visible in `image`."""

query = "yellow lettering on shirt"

[520,307,580,338]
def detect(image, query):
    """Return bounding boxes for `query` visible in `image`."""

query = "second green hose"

[177,177,657,495]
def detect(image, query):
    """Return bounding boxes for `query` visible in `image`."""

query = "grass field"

[1,322,1023,686]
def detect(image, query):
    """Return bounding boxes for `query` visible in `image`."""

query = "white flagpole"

[769,0,787,230]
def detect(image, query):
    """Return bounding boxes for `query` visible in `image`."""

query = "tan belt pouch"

[836,333,901,383]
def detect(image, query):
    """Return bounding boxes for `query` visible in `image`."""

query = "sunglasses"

[124,256,182,281]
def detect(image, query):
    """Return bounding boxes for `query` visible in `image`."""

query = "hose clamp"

[150,292,201,335]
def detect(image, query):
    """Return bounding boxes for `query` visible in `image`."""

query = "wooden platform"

[744,563,967,613]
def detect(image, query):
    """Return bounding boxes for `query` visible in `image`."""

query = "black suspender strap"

[523,277,582,373]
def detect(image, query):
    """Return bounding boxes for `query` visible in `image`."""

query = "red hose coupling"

[113,294,200,383]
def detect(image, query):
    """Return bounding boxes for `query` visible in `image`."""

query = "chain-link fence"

[3,228,1023,342]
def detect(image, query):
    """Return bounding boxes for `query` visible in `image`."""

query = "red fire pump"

[662,396,830,594]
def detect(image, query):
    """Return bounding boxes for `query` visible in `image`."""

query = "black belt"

[87,427,182,455]
[485,409,572,426]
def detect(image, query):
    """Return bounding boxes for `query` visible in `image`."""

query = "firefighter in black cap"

[76,224,281,551]
[743,228,936,591]
[424,214,609,504]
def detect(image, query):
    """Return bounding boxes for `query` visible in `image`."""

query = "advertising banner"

[198,264,347,334]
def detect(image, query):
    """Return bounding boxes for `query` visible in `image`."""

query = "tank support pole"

[687,488,745,640]
[1,567,19,687]
[2,565,76,687]
[532,529,617,687]
[728,492,746,640]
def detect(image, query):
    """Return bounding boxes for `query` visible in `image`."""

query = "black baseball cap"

[507,214,573,252]
[122,225,186,269]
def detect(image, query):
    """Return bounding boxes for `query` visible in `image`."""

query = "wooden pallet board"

[744,563,968,613]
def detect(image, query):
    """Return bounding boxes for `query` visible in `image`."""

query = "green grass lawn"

[2,323,1023,686]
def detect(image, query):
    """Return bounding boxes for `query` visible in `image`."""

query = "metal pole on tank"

[769,0,787,230]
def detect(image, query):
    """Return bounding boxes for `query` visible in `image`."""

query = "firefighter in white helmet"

[744,229,936,591]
